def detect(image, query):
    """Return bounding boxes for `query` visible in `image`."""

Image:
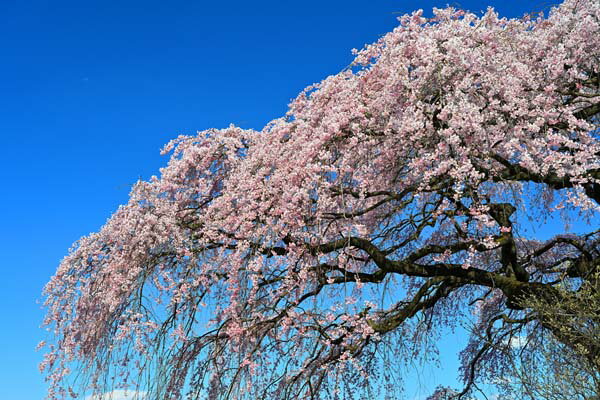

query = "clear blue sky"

[0,1,550,399]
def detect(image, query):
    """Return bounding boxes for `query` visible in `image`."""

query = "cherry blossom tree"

[41,0,600,398]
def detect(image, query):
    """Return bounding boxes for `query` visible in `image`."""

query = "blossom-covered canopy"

[42,1,600,399]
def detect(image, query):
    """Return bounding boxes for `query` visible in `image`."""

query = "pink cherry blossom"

[41,1,600,399]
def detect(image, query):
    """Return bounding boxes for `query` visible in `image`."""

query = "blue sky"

[0,1,551,399]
